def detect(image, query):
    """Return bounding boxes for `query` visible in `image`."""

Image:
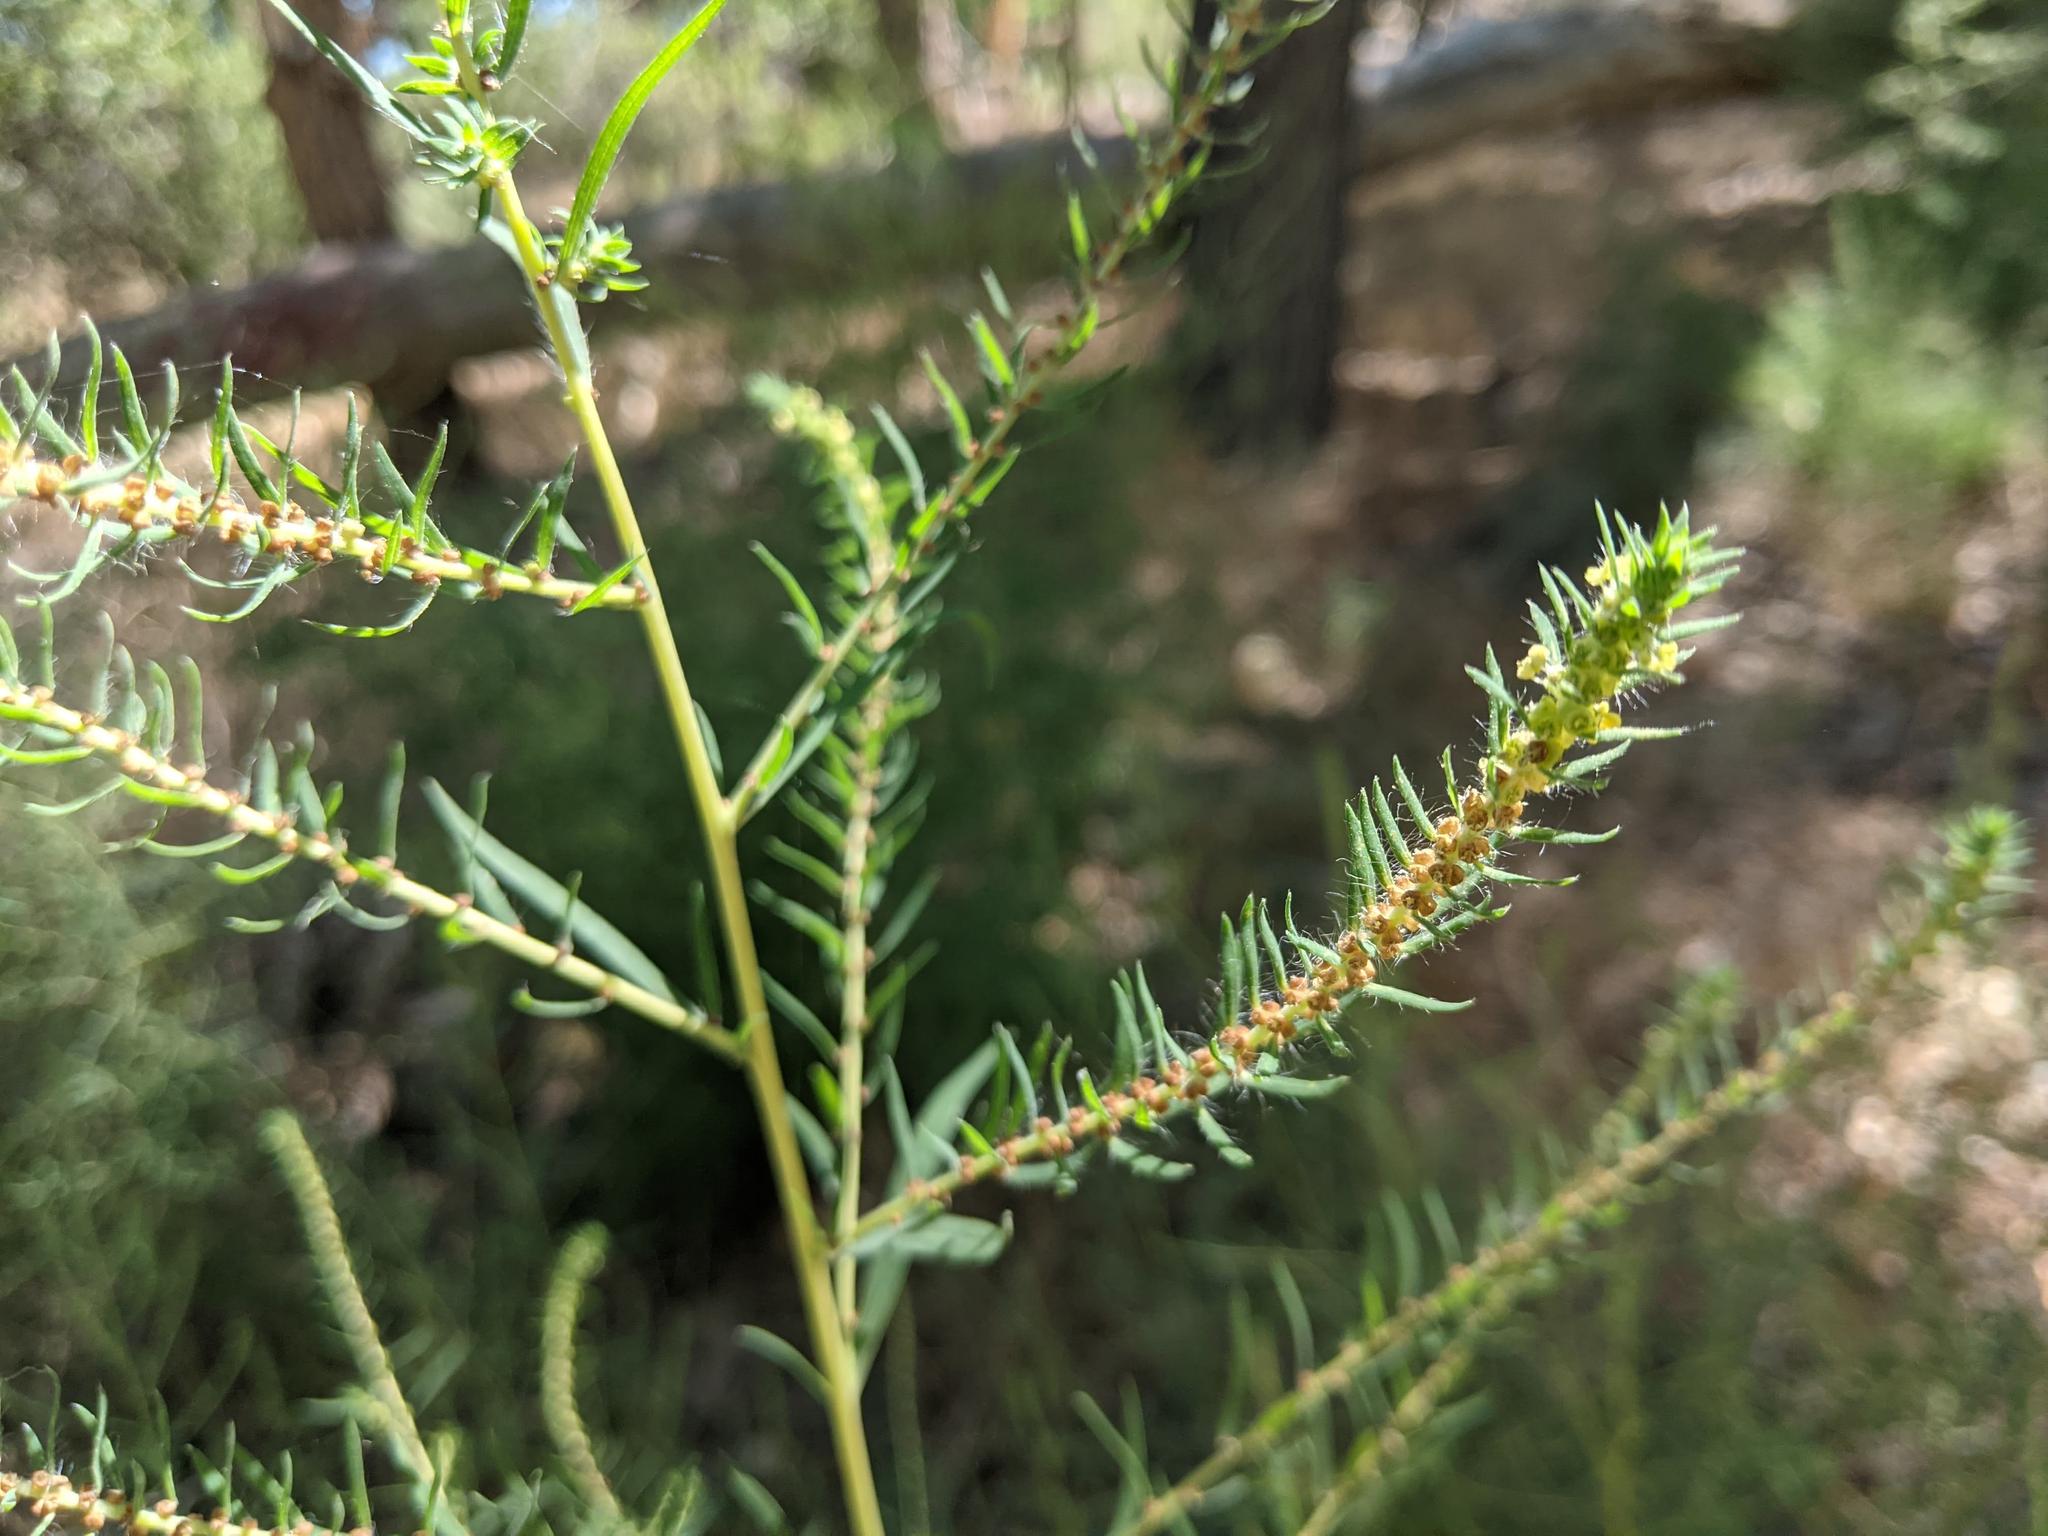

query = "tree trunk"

[876,0,926,94]
[875,0,948,150]
[1176,0,1367,454]
[257,0,396,245]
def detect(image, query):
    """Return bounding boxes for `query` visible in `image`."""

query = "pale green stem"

[1293,1291,1504,1536]
[480,160,888,1536]
[832,720,878,1330]
[263,1112,470,1536]
[540,1225,625,1525]
[1118,842,1997,1536]
[487,174,725,846]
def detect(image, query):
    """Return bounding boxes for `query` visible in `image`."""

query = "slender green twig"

[0,676,738,1057]
[731,0,1284,824]
[263,1112,469,1535]
[747,383,914,1336]
[726,590,885,823]
[1118,809,2028,1536]
[1292,1291,1503,1536]
[457,41,889,1534]
[0,455,646,612]
[832,618,897,1330]
[540,1225,626,1525]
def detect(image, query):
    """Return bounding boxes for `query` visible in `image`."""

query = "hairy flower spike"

[1121,807,2031,1536]
[838,508,1741,1250]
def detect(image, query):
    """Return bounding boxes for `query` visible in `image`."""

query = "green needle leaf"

[1361,982,1473,1013]
[569,552,646,615]
[845,1211,1010,1267]
[262,0,434,142]
[749,542,822,649]
[734,1326,828,1407]
[422,778,677,999]
[495,0,533,74]
[556,0,731,291]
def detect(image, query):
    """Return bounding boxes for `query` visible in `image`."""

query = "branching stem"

[487,173,726,848]
[1292,1291,1501,1536]
[477,145,888,1536]
[450,7,1289,1529]
[1117,827,2005,1536]
[727,587,885,822]
[0,456,646,611]
[0,676,738,1057]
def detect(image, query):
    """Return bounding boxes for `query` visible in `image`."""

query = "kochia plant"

[0,2,2030,1533]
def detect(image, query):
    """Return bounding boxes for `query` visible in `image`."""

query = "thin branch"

[263,1111,467,1534]
[1292,1291,1502,1536]
[0,456,648,612]
[1117,811,2025,1536]
[731,0,1280,823]
[0,676,742,1061]
[831,532,901,1333]
[726,586,885,822]
[839,523,1722,1254]
[539,1225,626,1525]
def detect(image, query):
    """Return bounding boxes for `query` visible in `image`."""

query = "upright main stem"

[456,11,1272,1525]
[488,169,887,1536]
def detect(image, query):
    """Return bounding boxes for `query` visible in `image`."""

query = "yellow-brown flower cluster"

[0,455,639,610]
[0,1469,362,1536]
[757,383,890,541]
[1492,549,1684,803]
[841,512,1735,1247]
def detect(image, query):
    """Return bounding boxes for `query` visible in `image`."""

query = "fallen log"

[9,5,1781,414]
[1360,5,1779,165]
[16,132,1132,417]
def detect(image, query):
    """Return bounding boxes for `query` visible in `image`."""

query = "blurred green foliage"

[0,0,299,327]
[1740,218,2036,505]
[1343,960,2048,1536]
[494,0,895,195]
[1851,0,2048,337]
[1744,0,2048,508]
[0,809,310,1439]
